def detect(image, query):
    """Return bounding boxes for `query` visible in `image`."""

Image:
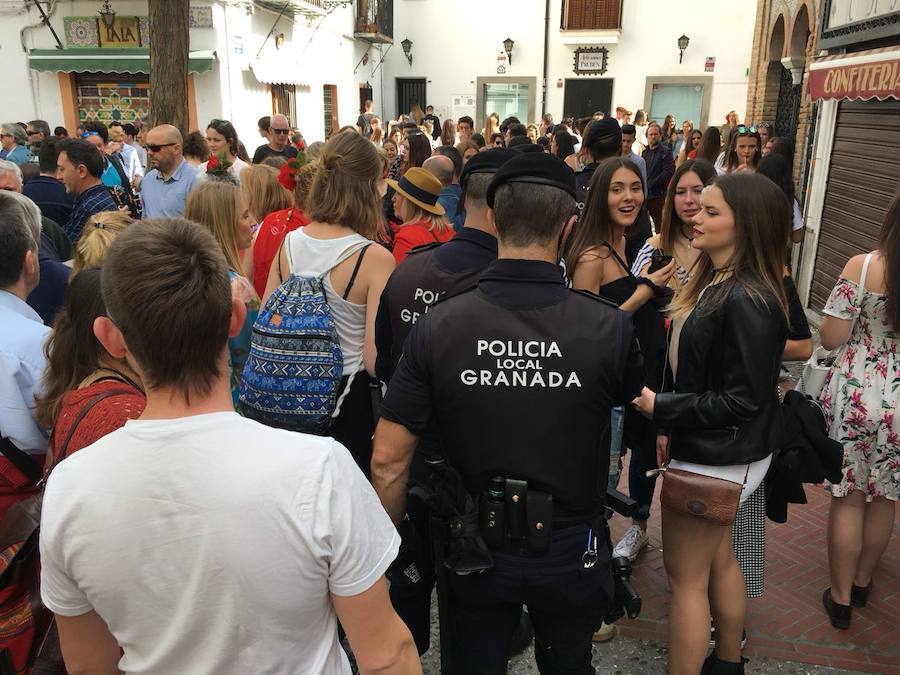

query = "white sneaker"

[613,525,649,561]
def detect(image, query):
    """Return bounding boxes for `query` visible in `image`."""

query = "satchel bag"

[0,386,132,675]
[649,465,747,526]
[796,253,872,398]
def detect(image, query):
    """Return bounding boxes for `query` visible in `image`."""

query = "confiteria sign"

[808,48,900,101]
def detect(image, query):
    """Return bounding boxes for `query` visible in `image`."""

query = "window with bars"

[272,84,297,128]
[561,0,622,30]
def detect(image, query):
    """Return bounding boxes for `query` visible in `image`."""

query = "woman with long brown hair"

[185,181,258,403]
[263,131,396,475]
[819,194,900,630]
[482,112,500,141]
[440,118,457,147]
[564,159,676,574]
[35,269,145,465]
[633,172,790,675]
[721,125,762,174]
[631,159,716,289]
[695,127,722,164]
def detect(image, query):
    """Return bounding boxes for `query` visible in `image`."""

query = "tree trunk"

[148,0,190,137]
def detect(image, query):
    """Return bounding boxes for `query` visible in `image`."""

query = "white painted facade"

[375,0,757,130]
[1,0,373,146]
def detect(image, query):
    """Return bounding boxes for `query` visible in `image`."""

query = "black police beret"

[486,152,576,208]
[458,148,515,189]
[510,143,544,154]
[507,136,532,149]
[583,117,622,148]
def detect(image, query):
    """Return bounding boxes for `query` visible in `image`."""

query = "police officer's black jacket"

[380,259,646,516]
[654,281,788,466]
[375,227,498,381]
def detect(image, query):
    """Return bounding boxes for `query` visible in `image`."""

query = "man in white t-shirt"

[39,218,420,675]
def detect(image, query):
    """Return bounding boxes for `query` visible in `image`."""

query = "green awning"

[28,48,216,75]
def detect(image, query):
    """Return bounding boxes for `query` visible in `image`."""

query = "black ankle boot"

[700,653,747,675]
[822,588,852,629]
[851,582,871,608]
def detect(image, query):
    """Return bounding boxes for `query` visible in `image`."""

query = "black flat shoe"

[851,583,871,608]
[701,653,747,675]
[822,588,852,629]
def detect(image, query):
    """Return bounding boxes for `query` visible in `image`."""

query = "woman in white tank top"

[262,132,396,476]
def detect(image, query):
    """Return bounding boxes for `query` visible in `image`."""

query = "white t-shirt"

[792,199,804,232]
[40,412,399,675]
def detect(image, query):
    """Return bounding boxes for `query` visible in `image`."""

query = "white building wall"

[383,0,755,129]
[2,0,374,147]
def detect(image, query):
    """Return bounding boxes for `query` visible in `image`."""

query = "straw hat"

[387,166,446,216]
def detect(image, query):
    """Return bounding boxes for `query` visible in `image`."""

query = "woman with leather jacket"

[633,172,790,675]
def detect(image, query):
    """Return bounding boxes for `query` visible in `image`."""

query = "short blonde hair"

[185,181,244,272]
[73,211,133,273]
[398,197,450,236]
[239,164,293,222]
[307,132,383,238]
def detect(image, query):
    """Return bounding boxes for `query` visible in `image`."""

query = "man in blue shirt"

[0,191,50,515]
[140,125,198,219]
[57,139,118,243]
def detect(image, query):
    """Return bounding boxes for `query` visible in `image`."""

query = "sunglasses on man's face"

[271,128,290,135]
[147,143,176,153]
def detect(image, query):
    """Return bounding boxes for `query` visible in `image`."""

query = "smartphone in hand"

[648,250,673,274]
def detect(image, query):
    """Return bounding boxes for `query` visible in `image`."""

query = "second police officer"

[371,152,646,674]
[374,147,520,656]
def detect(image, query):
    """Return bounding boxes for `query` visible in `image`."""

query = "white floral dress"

[821,277,900,501]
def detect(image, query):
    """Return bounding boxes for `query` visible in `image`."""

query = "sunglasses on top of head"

[735,125,759,135]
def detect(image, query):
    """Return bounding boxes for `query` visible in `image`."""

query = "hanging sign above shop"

[573,47,609,76]
[808,47,900,102]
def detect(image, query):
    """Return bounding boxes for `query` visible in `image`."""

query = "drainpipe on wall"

[541,0,550,116]
[20,0,60,119]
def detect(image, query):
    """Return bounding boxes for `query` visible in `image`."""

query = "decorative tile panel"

[65,17,99,48]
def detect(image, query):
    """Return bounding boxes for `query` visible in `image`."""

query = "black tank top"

[598,242,667,390]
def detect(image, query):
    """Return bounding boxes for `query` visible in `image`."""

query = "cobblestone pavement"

[418,620,867,674]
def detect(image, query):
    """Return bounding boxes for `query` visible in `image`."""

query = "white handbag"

[796,253,872,398]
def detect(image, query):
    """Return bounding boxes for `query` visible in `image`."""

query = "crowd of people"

[0,100,896,675]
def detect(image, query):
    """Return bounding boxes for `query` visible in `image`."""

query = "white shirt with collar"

[0,290,49,452]
[118,142,144,180]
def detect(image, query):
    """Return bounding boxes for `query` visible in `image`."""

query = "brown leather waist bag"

[649,467,745,526]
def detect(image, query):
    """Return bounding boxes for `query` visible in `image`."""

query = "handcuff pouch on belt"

[479,476,554,554]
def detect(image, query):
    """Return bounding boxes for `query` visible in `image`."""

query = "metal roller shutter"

[809,99,900,311]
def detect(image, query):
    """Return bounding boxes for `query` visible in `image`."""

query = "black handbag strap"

[0,437,43,487]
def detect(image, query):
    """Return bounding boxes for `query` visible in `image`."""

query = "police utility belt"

[468,476,556,555]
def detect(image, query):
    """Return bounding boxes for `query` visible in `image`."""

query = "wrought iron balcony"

[355,0,393,44]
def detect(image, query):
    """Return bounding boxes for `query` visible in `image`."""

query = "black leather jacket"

[654,281,787,466]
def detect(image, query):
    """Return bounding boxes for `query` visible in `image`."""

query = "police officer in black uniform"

[375,148,516,656]
[375,148,515,380]
[372,152,646,674]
